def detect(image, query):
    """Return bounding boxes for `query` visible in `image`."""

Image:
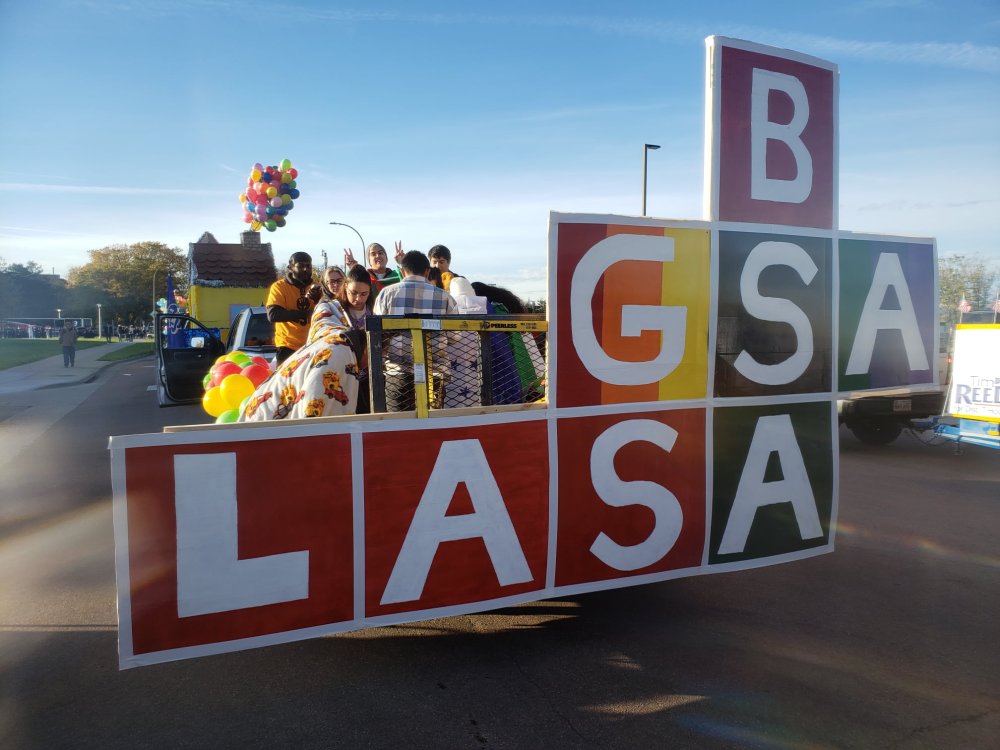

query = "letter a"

[174,453,309,617]
[750,69,813,204]
[380,440,532,605]
[845,252,929,375]
[718,414,824,554]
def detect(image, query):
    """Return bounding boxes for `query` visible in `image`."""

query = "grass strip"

[0,339,107,370]
[97,342,154,362]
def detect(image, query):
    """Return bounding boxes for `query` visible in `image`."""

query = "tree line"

[1,242,188,327]
[937,254,999,325]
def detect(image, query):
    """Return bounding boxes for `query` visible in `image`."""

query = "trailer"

[918,324,1000,452]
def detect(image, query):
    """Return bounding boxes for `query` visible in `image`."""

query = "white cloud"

[78,3,1000,73]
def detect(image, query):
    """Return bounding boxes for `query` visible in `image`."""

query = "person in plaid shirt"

[374,250,457,316]
[373,250,457,410]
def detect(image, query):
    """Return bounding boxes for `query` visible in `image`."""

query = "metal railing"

[366,314,547,418]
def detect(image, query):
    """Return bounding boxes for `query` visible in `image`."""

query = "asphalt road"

[0,356,997,749]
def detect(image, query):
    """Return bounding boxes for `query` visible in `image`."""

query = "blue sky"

[1,0,997,301]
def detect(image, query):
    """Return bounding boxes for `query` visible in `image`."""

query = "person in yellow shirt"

[266,252,322,364]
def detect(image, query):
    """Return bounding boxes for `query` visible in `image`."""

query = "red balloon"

[212,361,242,380]
[288,168,298,179]
[241,363,270,388]
[250,355,270,369]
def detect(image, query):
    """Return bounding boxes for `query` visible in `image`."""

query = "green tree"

[68,241,187,325]
[938,254,999,325]
[0,261,62,319]
[6,261,45,275]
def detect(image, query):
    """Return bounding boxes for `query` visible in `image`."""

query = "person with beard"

[239,279,361,423]
[266,251,323,364]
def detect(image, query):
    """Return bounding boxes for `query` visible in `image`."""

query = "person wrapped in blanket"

[239,265,369,421]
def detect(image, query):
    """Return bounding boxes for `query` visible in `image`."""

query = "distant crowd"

[0,322,150,340]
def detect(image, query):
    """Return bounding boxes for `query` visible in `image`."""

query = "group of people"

[240,242,534,422]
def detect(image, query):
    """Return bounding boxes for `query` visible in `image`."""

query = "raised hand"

[344,247,357,268]
[394,241,405,265]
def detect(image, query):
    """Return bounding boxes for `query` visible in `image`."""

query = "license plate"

[893,398,912,413]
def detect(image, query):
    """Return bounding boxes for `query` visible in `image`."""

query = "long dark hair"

[337,264,375,312]
[471,282,526,314]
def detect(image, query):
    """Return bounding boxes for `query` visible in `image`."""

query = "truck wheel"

[848,417,903,445]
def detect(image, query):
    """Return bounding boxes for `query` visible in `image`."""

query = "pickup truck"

[155,307,276,406]
[837,387,946,444]
[837,320,959,444]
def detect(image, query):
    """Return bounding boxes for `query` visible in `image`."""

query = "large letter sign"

[570,234,687,386]
[750,69,814,204]
[111,36,937,667]
[380,439,533,605]
[174,453,310,617]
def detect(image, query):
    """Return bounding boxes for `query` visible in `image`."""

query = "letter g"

[570,234,686,386]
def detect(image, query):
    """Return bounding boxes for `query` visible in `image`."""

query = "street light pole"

[56,308,62,319]
[329,221,367,265]
[97,303,102,337]
[642,143,661,216]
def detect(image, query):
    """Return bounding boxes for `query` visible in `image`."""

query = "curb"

[34,352,155,392]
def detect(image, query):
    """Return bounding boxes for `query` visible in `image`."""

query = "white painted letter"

[750,69,813,204]
[174,453,309,617]
[718,414,823,554]
[381,440,532,605]
[734,240,818,385]
[589,420,684,570]
[570,234,687,385]
[845,252,929,375]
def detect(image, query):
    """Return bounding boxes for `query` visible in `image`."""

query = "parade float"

[111,37,943,668]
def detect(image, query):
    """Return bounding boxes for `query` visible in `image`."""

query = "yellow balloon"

[266,186,278,199]
[225,351,251,364]
[203,386,228,418]
[220,373,255,410]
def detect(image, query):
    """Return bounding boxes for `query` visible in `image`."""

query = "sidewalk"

[0,341,147,396]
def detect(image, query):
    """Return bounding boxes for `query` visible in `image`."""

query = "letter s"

[589,419,684,571]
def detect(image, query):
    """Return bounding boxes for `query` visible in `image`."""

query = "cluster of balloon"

[202,352,272,423]
[239,158,300,232]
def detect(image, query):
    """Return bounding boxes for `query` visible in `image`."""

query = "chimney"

[241,231,261,250]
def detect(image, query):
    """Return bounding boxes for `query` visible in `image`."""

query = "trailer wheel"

[848,417,903,445]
